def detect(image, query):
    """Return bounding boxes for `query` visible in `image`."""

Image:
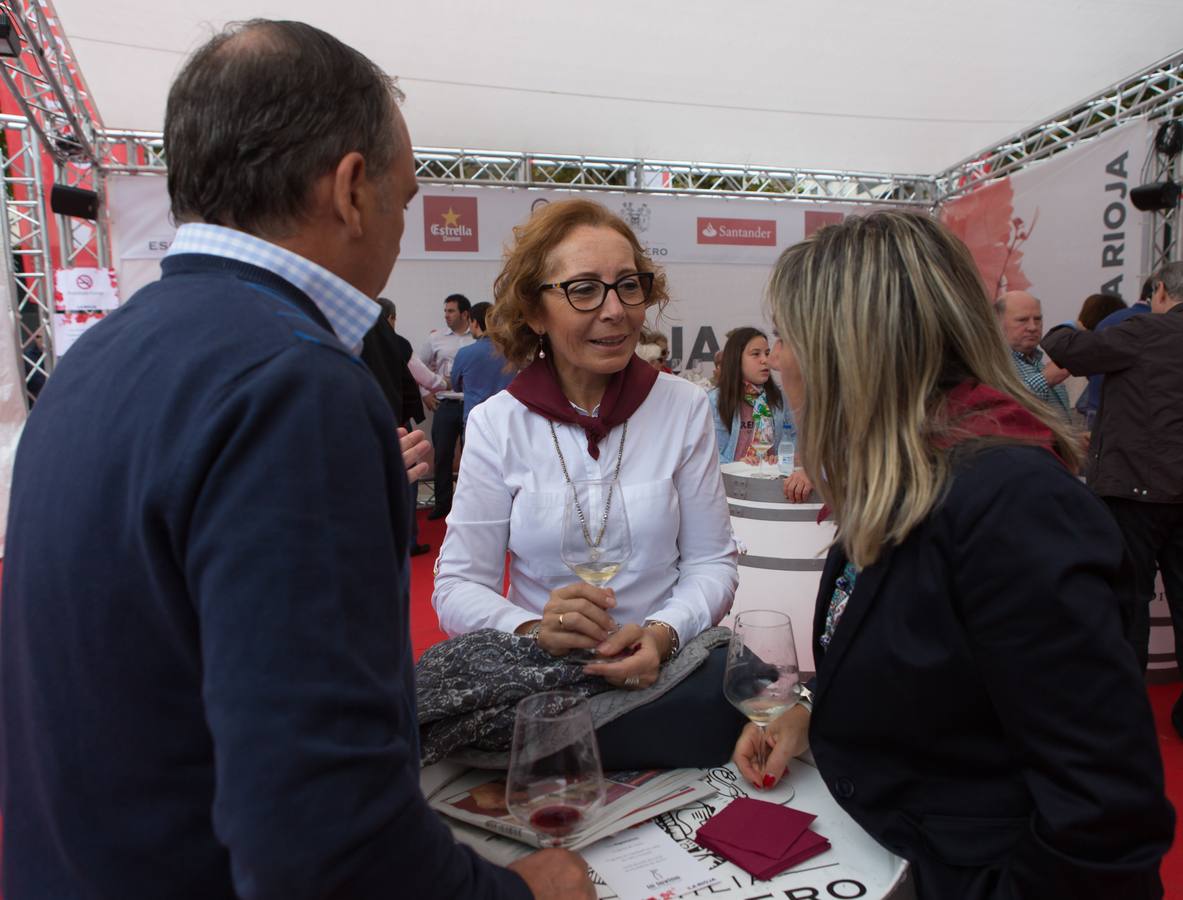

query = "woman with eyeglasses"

[428,199,740,767]
[731,212,1173,899]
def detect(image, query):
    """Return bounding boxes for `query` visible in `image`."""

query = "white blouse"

[432,373,739,645]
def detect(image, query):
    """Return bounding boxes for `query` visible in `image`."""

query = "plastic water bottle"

[777,427,796,476]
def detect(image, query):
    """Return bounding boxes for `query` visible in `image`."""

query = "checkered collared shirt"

[166,223,378,354]
[1010,347,1071,418]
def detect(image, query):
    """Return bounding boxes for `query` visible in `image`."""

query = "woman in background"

[733,212,1172,899]
[709,326,813,501]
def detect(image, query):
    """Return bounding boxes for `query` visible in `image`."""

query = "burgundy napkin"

[695,798,830,880]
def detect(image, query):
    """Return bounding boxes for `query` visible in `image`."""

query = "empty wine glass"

[561,479,631,587]
[506,692,606,848]
[723,610,801,777]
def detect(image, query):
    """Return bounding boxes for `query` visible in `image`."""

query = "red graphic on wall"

[423,196,479,252]
[697,217,776,246]
[941,178,1034,297]
[803,211,844,237]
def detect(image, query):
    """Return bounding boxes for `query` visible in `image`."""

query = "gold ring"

[624,675,641,689]
[558,613,566,629]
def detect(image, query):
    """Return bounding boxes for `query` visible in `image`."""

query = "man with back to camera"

[450,300,516,431]
[0,19,591,900]
[995,290,1072,420]
[419,293,474,518]
[1042,261,1183,738]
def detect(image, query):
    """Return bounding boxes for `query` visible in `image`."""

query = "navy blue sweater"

[0,255,529,900]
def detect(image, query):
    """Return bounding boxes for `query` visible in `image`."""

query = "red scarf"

[817,380,1064,523]
[507,354,659,459]
[938,379,1064,465]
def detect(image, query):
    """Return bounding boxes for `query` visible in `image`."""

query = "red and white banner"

[107,175,860,266]
[941,119,1153,328]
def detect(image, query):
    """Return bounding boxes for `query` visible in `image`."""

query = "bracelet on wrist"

[644,619,680,662]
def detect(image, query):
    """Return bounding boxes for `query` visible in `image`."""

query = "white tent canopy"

[58,0,1183,175]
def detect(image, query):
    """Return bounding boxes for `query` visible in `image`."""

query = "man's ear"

[330,151,368,238]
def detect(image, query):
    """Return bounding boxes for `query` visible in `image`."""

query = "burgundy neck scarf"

[507,354,659,459]
[817,379,1065,524]
[938,379,1065,465]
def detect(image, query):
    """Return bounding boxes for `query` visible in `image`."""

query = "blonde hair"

[768,211,1082,569]
[488,199,669,368]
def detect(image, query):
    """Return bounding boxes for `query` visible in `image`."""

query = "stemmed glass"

[723,610,801,776]
[561,479,631,587]
[749,416,777,477]
[506,692,607,848]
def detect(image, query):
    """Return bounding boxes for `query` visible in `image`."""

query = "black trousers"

[431,399,464,513]
[595,645,748,771]
[1103,497,1183,672]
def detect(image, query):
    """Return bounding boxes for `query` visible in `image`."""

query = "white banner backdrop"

[942,118,1153,329]
[106,175,874,369]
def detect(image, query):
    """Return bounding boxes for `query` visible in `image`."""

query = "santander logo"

[696,217,776,246]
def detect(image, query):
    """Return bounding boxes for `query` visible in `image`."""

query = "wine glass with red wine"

[505,691,606,848]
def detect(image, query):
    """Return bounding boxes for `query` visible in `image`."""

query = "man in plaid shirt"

[996,290,1072,420]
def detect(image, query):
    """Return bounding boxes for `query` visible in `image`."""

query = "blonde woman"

[733,212,1172,898]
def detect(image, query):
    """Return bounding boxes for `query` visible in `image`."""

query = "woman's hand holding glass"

[732,703,811,791]
[532,583,618,657]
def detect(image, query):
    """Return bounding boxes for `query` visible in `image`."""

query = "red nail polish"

[762,774,776,788]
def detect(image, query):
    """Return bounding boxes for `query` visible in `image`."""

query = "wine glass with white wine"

[723,610,801,779]
[749,415,776,477]
[561,479,631,587]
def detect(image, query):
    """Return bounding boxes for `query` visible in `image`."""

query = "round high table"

[720,462,836,675]
[428,757,913,899]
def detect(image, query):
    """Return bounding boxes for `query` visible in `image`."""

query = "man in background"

[450,301,515,431]
[1043,262,1183,738]
[0,19,590,899]
[361,298,439,555]
[995,290,1071,419]
[419,293,473,519]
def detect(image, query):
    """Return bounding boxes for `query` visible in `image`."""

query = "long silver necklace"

[549,420,627,553]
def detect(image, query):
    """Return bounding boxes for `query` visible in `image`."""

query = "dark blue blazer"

[808,445,1173,899]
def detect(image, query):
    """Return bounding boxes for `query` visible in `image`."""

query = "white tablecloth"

[423,758,912,900]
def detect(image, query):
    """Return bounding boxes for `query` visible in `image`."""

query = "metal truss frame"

[0,113,54,403]
[410,148,939,205]
[936,50,1183,202]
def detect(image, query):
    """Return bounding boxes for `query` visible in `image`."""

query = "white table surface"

[424,758,913,900]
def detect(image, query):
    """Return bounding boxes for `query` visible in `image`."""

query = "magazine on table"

[428,767,717,851]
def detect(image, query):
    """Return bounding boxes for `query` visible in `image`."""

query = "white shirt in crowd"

[432,373,739,645]
[418,328,474,400]
[408,355,446,398]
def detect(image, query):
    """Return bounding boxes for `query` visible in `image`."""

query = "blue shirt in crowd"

[451,335,516,426]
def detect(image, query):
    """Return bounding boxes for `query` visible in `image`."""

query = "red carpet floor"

[410,509,1183,894]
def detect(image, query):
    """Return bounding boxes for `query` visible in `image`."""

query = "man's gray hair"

[1153,261,1183,303]
[164,19,404,238]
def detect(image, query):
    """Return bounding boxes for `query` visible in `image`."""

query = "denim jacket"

[707,386,792,464]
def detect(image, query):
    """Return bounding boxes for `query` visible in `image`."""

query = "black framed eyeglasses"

[539,272,655,312]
